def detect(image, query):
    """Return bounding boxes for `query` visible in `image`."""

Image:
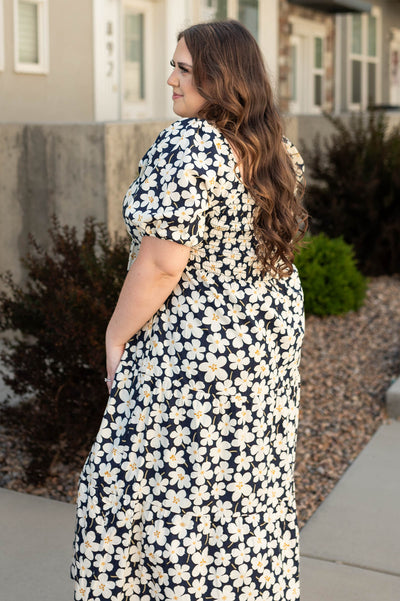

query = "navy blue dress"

[71,118,305,601]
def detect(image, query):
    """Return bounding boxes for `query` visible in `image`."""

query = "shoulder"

[161,118,224,152]
[146,119,227,176]
[282,136,305,179]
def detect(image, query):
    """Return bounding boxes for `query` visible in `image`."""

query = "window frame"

[198,0,259,40]
[347,7,381,111]
[289,17,326,115]
[13,0,49,74]
[121,0,154,120]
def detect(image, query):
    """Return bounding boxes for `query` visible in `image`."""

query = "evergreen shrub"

[302,111,400,276]
[295,233,367,316]
[0,217,128,484]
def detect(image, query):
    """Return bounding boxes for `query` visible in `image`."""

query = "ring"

[104,378,113,383]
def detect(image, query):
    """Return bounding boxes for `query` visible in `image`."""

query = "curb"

[386,376,400,418]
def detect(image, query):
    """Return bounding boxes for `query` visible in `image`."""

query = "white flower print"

[211,500,234,524]
[188,399,212,429]
[164,489,191,512]
[192,548,213,577]
[183,531,203,555]
[208,565,229,587]
[148,473,168,496]
[170,513,194,539]
[199,354,228,383]
[168,563,191,584]
[91,573,116,598]
[202,306,230,332]
[188,577,207,599]
[145,520,170,546]
[184,340,206,361]
[191,461,214,485]
[210,584,236,601]
[206,332,230,354]
[209,437,231,462]
[232,542,251,565]
[227,472,253,502]
[231,564,253,588]
[163,447,185,469]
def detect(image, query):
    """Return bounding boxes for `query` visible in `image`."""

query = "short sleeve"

[124,119,220,248]
[283,136,305,188]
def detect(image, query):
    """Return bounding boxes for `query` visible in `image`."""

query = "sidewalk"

[1,420,399,601]
[300,419,400,600]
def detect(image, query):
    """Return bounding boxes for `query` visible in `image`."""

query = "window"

[238,0,258,41]
[121,0,154,120]
[0,0,4,71]
[313,36,323,107]
[348,9,380,109]
[199,0,259,40]
[289,18,325,114]
[14,0,49,73]
[124,12,145,103]
[200,0,227,21]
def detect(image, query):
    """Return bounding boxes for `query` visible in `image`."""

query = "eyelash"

[170,60,189,74]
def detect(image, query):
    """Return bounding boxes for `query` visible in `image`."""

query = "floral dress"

[71,118,305,601]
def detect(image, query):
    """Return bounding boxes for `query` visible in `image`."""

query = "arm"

[105,235,191,391]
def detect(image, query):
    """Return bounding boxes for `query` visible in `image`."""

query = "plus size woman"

[71,20,307,601]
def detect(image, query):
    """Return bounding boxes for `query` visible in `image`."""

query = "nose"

[167,68,178,87]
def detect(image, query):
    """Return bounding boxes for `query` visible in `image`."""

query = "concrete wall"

[0,120,171,284]
[0,0,94,122]
[1,113,399,285]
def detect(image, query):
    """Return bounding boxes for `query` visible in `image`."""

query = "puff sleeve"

[124,119,220,249]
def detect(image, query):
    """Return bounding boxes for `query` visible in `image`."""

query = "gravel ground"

[1,276,399,528]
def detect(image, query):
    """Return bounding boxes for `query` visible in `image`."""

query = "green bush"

[302,111,400,276]
[295,234,367,316]
[0,217,129,484]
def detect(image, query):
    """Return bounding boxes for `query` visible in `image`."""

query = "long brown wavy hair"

[178,20,308,277]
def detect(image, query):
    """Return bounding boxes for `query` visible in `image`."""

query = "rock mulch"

[295,275,400,527]
[1,276,399,529]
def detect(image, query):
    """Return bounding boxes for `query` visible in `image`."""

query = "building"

[1,0,400,124]
[1,1,400,285]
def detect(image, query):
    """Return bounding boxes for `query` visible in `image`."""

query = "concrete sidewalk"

[300,419,400,600]
[1,420,399,601]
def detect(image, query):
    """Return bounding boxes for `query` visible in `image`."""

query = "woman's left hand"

[105,343,125,393]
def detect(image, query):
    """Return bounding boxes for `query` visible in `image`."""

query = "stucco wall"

[0,0,94,122]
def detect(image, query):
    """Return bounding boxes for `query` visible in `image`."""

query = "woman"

[71,20,307,601]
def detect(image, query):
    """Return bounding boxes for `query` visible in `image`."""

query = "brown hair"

[178,20,307,277]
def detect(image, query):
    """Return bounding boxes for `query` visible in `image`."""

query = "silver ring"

[104,377,113,383]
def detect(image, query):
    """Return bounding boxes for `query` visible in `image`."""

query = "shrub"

[302,111,400,276]
[0,217,129,484]
[294,234,367,316]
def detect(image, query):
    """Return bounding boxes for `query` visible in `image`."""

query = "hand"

[105,343,125,394]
